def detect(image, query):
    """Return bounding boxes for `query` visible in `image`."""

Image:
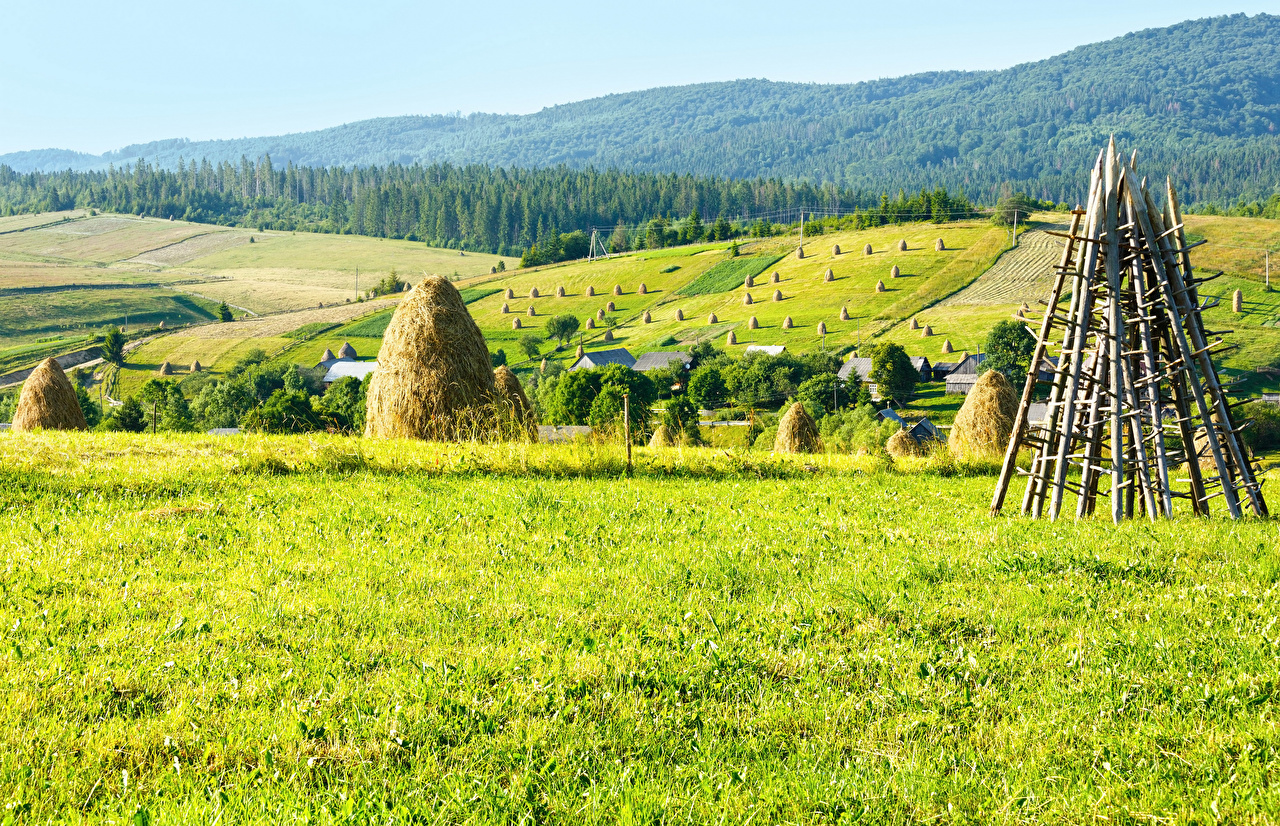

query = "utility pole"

[799,210,804,251]
[1012,209,1018,249]
[589,229,598,261]
[1267,249,1271,291]
[622,393,632,476]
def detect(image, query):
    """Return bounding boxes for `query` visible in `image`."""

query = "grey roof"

[838,357,873,382]
[632,351,691,372]
[744,344,786,356]
[1027,402,1050,424]
[878,408,904,425]
[908,418,940,440]
[910,356,931,374]
[933,361,959,375]
[569,348,636,371]
[950,353,988,374]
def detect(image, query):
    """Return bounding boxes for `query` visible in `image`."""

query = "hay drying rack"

[990,140,1268,522]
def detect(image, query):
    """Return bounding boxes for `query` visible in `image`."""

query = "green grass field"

[2,431,1280,822]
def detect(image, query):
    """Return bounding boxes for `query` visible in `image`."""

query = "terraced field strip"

[940,226,1066,306]
[125,229,251,266]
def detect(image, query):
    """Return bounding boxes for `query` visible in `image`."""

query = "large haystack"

[783,316,793,329]
[596,308,605,320]
[886,429,924,459]
[512,317,522,329]
[774,402,821,453]
[556,286,566,297]
[365,275,496,440]
[950,370,1018,460]
[576,344,585,359]
[649,424,675,449]
[493,365,537,440]
[12,358,87,432]
[501,303,510,314]
[527,306,537,317]
[158,361,173,376]
[941,339,954,353]
[909,317,919,330]
[504,287,514,299]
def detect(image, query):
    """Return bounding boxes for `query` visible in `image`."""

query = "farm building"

[943,353,989,394]
[744,345,786,357]
[323,360,378,388]
[569,348,636,371]
[632,351,692,372]
[838,356,932,390]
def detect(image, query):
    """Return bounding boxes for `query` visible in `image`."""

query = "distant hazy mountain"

[5,13,1278,203]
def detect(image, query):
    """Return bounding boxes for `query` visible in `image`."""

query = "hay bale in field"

[596,308,605,320]
[770,271,780,283]
[504,287,514,299]
[840,306,850,321]
[158,361,173,376]
[501,303,509,314]
[675,308,684,321]
[12,358,87,432]
[773,289,783,302]
[748,316,759,329]
[864,244,872,255]
[941,339,953,353]
[586,317,595,329]
[875,280,885,293]
[707,313,718,325]
[158,320,166,329]
[774,401,821,453]
[587,285,596,297]
[796,247,805,259]
[603,329,615,342]
[745,274,754,288]
[897,239,907,251]
[890,264,900,278]
[886,429,924,458]
[576,344,585,359]
[493,365,537,440]
[606,301,616,312]
[529,287,539,298]
[512,317,522,329]
[935,238,946,251]
[556,286,566,297]
[638,283,648,294]
[817,321,827,335]
[338,342,357,359]
[922,325,933,337]
[527,306,536,317]
[727,330,737,345]
[643,310,652,324]
[824,268,834,282]
[190,360,202,373]
[649,424,675,449]
[613,284,622,296]
[321,348,336,362]
[744,292,754,305]
[540,358,548,373]
[363,276,497,441]
[950,369,1018,460]
[832,244,841,255]
[1233,289,1243,313]
[909,318,919,330]
[783,316,793,329]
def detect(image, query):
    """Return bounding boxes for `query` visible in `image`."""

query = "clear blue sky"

[1,1,1274,155]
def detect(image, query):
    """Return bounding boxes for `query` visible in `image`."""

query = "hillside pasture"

[0,215,213,265]
[2,431,1279,823]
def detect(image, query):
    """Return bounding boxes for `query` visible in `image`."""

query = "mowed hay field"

[3,432,1280,822]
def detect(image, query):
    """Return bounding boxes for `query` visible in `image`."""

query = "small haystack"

[922,325,933,337]
[771,271,781,283]
[527,306,537,317]
[909,318,919,330]
[890,264,900,278]
[675,308,684,321]
[613,284,623,296]
[745,274,755,288]
[950,369,1018,460]
[864,244,873,255]
[11,358,87,432]
[158,320,166,329]
[586,317,596,329]
[941,339,954,354]
[935,238,946,251]
[817,321,827,335]
[840,306,850,321]
[649,424,675,449]
[493,365,537,440]
[529,287,539,298]
[512,317,522,329]
[321,348,336,362]
[587,285,596,297]
[603,329,615,342]
[338,342,357,359]
[596,308,606,320]
[540,358,548,373]
[774,402,821,453]
[897,239,907,251]
[576,344,585,359]
[796,247,805,260]
[556,286,566,297]
[191,360,202,373]
[643,310,652,324]
[504,287,514,299]
[707,313,718,324]
[501,303,510,314]
[158,361,173,376]
[748,316,759,329]
[1234,289,1243,313]
[727,330,737,345]
[773,289,783,302]
[887,429,924,459]
[832,244,841,255]
[824,268,834,282]
[606,301,616,312]
[875,280,886,293]
[783,316,793,329]
[744,292,754,306]
[638,283,648,295]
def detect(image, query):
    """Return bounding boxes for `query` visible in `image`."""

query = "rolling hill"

[4,14,1279,204]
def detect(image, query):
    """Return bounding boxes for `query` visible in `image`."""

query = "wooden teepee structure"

[991,140,1267,522]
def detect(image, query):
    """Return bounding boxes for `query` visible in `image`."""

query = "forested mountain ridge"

[4,14,1279,205]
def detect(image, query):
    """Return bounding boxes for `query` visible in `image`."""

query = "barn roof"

[569,348,636,371]
[632,351,691,372]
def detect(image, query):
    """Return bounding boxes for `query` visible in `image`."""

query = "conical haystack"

[613,284,622,296]
[493,365,537,441]
[773,289,783,302]
[748,316,759,329]
[840,306,850,321]
[540,358,548,373]
[586,285,595,297]
[875,280,885,293]
[365,276,496,441]
[586,317,596,329]
[638,283,647,294]
[576,344,585,359]
[675,308,684,321]
[774,402,821,453]
[606,301,615,312]
[935,238,946,251]
[556,286,566,297]
[643,310,652,324]
[512,317,522,329]
[596,308,606,320]
[158,361,173,376]
[191,360,202,373]
[321,347,336,362]
[796,247,805,259]
[783,316,793,329]
[727,330,737,345]
[771,271,780,283]
[824,268,834,282]
[950,370,1017,460]
[603,329,615,342]
[501,303,509,314]
[744,292,753,305]
[897,239,907,251]
[817,321,827,335]
[887,429,924,458]
[12,358,87,432]
[527,306,537,317]
[922,325,933,337]
[909,317,919,330]
[941,339,953,353]
[504,288,514,300]
[890,265,900,278]
[649,424,675,449]
[338,342,357,359]
[529,287,539,298]
[832,244,841,255]
[864,244,872,255]
[158,320,166,329]
[745,274,754,288]
[707,313,718,325]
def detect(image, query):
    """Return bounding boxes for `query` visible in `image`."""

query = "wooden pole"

[623,392,632,476]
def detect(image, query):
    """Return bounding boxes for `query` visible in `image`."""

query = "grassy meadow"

[2,431,1280,822]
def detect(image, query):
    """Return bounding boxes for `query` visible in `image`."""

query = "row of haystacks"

[365,276,538,442]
